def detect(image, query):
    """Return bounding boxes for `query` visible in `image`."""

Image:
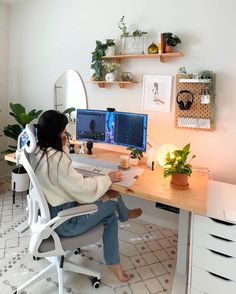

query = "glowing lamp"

[156,144,178,167]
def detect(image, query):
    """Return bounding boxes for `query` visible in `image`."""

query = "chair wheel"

[74,248,81,255]
[33,256,40,260]
[13,291,17,294]
[92,277,101,288]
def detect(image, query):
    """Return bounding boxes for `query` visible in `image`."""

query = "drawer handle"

[209,249,233,258]
[210,217,235,226]
[208,271,231,281]
[210,234,233,242]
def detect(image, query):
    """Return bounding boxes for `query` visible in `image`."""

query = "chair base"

[15,253,101,294]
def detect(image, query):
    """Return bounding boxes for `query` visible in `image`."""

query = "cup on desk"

[119,155,130,170]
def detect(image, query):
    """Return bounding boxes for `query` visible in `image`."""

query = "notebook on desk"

[70,153,144,188]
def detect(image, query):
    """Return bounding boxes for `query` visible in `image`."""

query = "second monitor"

[76,109,147,151]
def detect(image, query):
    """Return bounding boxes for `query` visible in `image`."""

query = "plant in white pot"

[127,147,143,166]
[102,60,117,82]
[163,143,196,190]
[3,103,42,203]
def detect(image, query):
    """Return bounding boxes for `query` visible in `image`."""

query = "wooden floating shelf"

[179,79,210,83]
[91,81,138,88]
[102,52,183,63]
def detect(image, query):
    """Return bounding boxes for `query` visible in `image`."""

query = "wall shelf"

[102,52,183,63]
[91,81,137,88]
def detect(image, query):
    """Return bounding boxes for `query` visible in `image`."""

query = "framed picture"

[142,75,172,112]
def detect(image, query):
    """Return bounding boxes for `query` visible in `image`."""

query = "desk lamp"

[156,144,178,167]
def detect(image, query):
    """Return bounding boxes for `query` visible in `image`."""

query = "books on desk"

[70,154,144,188]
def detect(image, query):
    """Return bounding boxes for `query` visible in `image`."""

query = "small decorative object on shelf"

[118,16,147,54]
[200,86,211,104]
[197,70,214,81]
[178,66,192,79]
[148,42,158,54]
[163,32,181,53]
[127,146,143,166]
[104,39,116,56]
[102,60,117,82]
[120,72,133,82]
[163,143,196,190]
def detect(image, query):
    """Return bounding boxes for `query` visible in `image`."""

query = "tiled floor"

[0,178,177,294]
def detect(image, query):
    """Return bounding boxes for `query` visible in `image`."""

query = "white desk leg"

[171,209,190,294]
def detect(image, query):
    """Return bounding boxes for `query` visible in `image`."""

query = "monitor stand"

[86,141,93,155]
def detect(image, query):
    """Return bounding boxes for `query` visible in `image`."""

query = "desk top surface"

[5,147,209,216]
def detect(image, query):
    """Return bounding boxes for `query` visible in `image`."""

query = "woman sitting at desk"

[31,110,142,282]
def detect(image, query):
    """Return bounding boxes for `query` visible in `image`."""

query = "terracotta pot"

[165,45,173,53]
[170,173,189,190]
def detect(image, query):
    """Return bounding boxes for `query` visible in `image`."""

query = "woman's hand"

[108,170,124,183]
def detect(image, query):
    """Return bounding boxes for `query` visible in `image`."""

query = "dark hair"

[37,110,68,151]
[34,110,69,181]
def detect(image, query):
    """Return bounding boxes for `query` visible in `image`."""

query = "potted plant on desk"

[127,147,143,166]
[163,143,196,190]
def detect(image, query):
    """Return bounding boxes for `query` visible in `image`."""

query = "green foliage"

[178,66,187,74]
[3,103,43,153]
[91,39,115,80]
[163,32,181,47]
[198,70,214,80]
[63,107,76,121]
[127,146,143,160]
[163,143,196,178]
[118,16,147,38]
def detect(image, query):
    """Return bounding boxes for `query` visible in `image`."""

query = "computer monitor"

[76,109,147,151]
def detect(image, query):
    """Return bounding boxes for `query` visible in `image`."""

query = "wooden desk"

[5,148,209,294]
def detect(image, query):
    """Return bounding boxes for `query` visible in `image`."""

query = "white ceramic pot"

[105,72,115,82]
[105,46,115,56]
[11,166,29,192]
[129,157,139,166]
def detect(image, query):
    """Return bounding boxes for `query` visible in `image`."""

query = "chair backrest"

[17,124,51,229]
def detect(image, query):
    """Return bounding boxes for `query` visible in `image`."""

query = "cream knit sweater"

[30,147,112,207]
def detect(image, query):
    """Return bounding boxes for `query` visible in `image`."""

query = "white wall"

[7,0,236,187]
[0,2,9,179]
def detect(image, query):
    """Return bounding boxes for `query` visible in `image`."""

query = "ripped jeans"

[49,196,130,265]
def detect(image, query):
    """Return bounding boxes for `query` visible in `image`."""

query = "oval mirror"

[54,70,88,139]
[54,69,88,121]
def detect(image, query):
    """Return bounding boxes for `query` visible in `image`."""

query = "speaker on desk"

[86,141,93,155]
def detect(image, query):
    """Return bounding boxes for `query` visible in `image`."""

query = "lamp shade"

[156,144,178,167]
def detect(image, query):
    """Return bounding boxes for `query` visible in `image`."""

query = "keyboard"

[72,161,112,175]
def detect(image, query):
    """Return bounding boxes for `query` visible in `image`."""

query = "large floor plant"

[3,103,42,153]
[3,103,42,203]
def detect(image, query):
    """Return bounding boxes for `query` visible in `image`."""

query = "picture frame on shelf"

[142,75,172,112]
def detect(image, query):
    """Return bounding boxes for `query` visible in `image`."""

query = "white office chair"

[14,124,104,294]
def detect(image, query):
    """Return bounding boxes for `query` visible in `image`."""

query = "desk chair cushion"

[39,222,103,253]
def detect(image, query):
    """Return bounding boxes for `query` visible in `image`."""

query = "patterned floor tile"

[0,179,177,294]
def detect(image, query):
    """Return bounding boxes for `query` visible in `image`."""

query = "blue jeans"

[49,196,130,265]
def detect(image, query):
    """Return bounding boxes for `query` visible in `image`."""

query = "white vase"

[129,157,139,166]
[105,46,115,56]
[105,72,115,82]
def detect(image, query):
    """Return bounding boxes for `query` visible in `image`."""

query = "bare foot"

[108,264,130,282]
[128,208,142,219]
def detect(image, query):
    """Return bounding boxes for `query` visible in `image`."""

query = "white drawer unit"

[193,229,236,257]
[192,244,236,281]
[193,214,236,241]
[191,266,236,294]
[189,213,236,294]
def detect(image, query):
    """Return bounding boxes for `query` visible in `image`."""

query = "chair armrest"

[57,204,98,218]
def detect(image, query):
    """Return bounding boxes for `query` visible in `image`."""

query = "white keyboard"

[72,161,112,175]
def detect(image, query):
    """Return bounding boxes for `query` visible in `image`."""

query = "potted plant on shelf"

[163,32,181,53]
[91,39,116,81]
[118,16,147,54]
[163,143,196,190]
[3,103,42,203]
[102,60,117,82]
[127,146,143,166]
